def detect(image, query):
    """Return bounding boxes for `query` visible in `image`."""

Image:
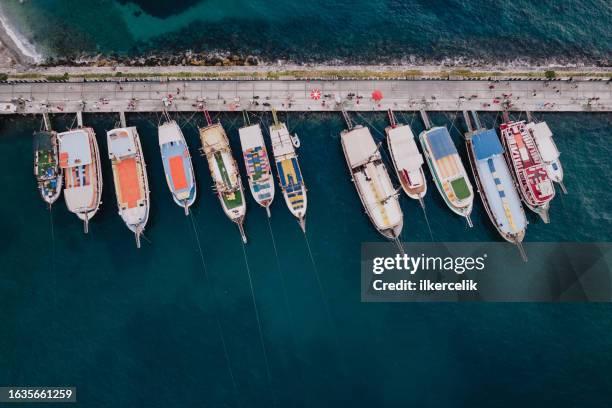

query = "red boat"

[500,120,555,223]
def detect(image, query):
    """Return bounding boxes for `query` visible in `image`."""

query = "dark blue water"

[0,111,611,406]
[4,0,611,63]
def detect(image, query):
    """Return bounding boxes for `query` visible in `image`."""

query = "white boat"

[341,125,403,240]
[158,120,197,214]
[466,128,528,257]
[525,121,566,193]
[269,119,307,231]
[419,126,474,226]
[500,120,555,223]
[58,127,103,233]
[385,122,427,203]
[107,127,150,248]
[239,124,275,216]
[199,123,248,243]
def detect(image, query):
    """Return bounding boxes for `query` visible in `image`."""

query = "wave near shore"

[0,4,43,66]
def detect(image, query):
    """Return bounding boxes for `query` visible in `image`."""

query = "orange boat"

[158,120,197,215]
[107,126,150,247]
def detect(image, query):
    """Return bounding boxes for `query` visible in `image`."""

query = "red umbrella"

[371,90,383,102]
[310,88,321,100]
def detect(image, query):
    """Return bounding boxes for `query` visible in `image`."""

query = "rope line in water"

[420,201,435,241]
[239,237,277,407]
[302,232,347,376]
[265,217,294,331]
[265,218,306,402]
[49,206,59,380]
[188,212,243,408]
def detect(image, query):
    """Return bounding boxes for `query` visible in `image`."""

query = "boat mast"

[465,214,473,228]
[202,108,213,127]
[242,109,251,127]
[502,111,510,123]
[470,111,482,130]
[42,112,51,132]
[135,228,142,249]
[341,109,354,130]
[419,109,432,130]
[83,211,89,234]
[387,109,397,128]
[463,110,474,133]
[516,241,528,262]
[237,219,248,244]
[271,108,280,127]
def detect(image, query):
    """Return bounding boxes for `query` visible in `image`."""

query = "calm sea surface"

[2,0,611,63]
[0,110,611,406]
[1,0,612,405]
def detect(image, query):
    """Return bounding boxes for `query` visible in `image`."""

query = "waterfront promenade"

[0,78,610,114]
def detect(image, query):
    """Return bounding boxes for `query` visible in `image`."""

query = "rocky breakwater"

[39,51,261,68]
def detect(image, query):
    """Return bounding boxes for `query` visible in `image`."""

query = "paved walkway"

[1,79,610,114]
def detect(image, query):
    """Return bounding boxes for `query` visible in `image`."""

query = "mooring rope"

[239,236,277,407]
[302,232,347,376]
[188,212,243,408]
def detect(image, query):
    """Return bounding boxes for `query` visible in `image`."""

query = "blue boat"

[466,125,528,258]
[158,120,197,215]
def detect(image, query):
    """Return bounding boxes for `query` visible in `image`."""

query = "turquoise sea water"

[2,0,611,63]
[0,110,611,406]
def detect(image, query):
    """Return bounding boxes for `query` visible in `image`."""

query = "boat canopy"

[427,127,457,160]
[158,121,182,145]
[64,185,94,210]
[270,124,294,157]
[59,130,92,168]
[239,124,264,150]
[473,129,504,161]
[388,125,423,171]
[200,124,227,153]
[527,122,560,161]
[108,128,137,160]
[342,127,379,168]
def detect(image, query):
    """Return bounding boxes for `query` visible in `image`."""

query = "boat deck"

[502,121,554,204]
[277,158,305,209]
[471,129,526,236]
[213,151,243,210]
[423,127,472,207]
[161,141,192,196]
[115,157,142,209]
[244,146,270,181]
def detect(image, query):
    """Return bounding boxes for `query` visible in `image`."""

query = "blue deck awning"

[473,129,503,161]
[427,127,457,160]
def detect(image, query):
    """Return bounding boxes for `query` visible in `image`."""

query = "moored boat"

[500,120,555,223]
[58,127,103,233]
[158,120,197,215]
[269,115,307,231]
[465,127,528,258]
[34,130,63,206]
[419,126,474,226]
[239,124,275,216]
[385,110,427,204]
[199,122,248,243]
[107,127,150,248]
[340,125,403,240]
[525,120,566,193]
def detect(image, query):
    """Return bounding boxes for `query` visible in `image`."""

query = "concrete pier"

[0,78,610,114]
